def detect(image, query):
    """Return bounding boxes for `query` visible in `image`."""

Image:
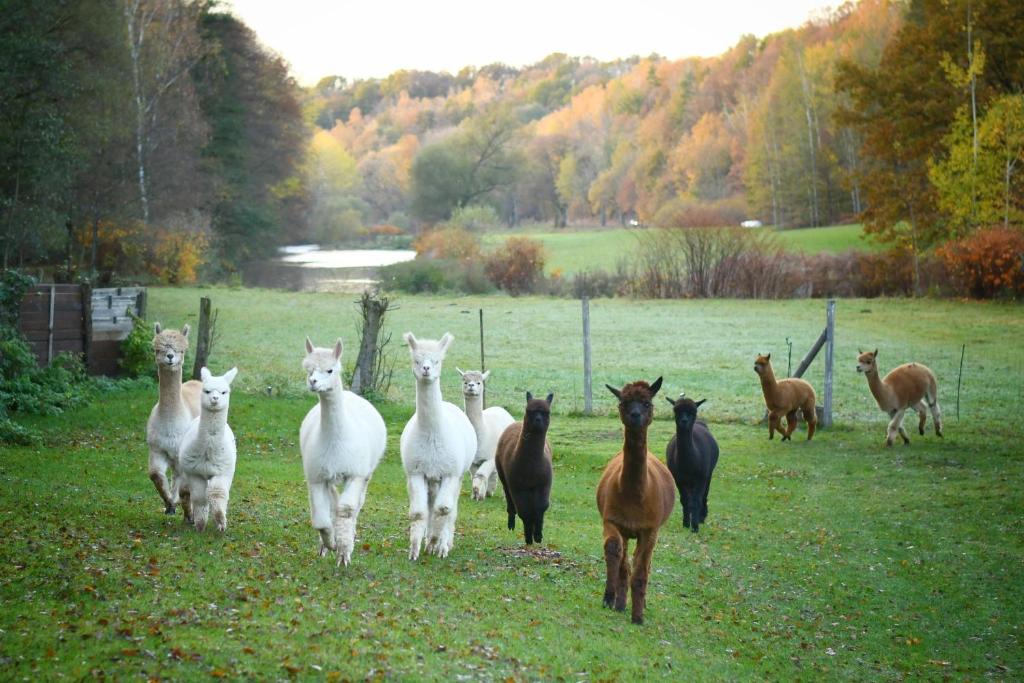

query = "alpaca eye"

[327,369,333,374]
[204,390,210,394]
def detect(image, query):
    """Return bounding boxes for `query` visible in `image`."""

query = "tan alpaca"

[856,349,943,447]
[754,353,817,441]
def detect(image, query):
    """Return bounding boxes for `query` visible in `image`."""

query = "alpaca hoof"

[336,550,351,567]
[471,477,486,501]
[631,615,644,625]
[602,595,614,609]
[164,504,175,515]
[318,544,330,558]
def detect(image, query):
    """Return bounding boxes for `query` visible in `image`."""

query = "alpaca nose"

[166,353,174,361]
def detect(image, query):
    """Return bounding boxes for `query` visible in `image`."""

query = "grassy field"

[482,224,877,275]
[1,290,1022,680]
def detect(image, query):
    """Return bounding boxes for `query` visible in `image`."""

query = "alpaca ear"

[606,384,622,400]
[154,322,162,335]
[438,332,453,354]
[766,353,771,361]
[456,367,465,377]
[649,376,663,397]
[694,398,707,408]
[545,393,554,406]
[224,367,238,384]
[333,338,343,360]
[873,348,878,357]
[200,367,211,382]
[482,370,490,382]
[305,336,315,354]
[181,324,190,338]
[403,332,417,349]
[665,396,675,406]
[526,391,533,402]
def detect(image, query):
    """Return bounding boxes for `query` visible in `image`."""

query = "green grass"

[482,224,877,275]
[1,290,1022,680]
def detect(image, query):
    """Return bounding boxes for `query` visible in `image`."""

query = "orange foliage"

[412,227,481,261]
[78,220,208,284]
[368,224,405,236]
[485,237,546,296]
[937,228,1024,298]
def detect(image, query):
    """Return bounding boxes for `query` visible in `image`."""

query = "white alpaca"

[457,368,515,501]
[400,332,477,560]
[146,323,202,519]
[299,338,387,567]
[179,367,238,533]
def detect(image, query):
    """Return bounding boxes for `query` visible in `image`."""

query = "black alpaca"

[495,392,553,544]
[665,396,719,533]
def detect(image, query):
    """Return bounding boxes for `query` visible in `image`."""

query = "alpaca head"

[302,337,344,393]
[523,391,554,434]
[606,377,662,430]
[666,394,707,433]
[199,366,237,413]
[403,331,453,383]
[753,353,773,376]
[856,348,879,374]
[457,368,489,397]
[152,322,191,370]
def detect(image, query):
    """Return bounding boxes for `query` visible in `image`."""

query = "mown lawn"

[481,224,876,275]
[1,291,1021,680]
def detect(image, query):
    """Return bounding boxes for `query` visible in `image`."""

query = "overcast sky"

[225,0,835,85]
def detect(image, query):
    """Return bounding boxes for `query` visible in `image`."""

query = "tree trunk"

[351,290,392,395]
[192,296,212,380]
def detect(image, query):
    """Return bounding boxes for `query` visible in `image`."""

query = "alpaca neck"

[157,365,186,416]
[517,426,548,461]
[675,424,697,461]
[464,393,484,432]
[620,424,650,490]
[415,379,444,428]
[865,367,894,407]
[317,384,346,434]
[758,366,779,402]
[197,406,228,439]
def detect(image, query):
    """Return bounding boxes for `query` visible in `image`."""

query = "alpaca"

[856,349,943,446]
[299,337,387,566]
[457,368,516,501]
[754,353,817,441]
[145,323,202,519]
[495,392,554,544]
[179,367,238,533]
[400,332,477,560]
[665,395,719,533]
[596,378,675,625]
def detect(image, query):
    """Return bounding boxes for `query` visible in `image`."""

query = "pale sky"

[225,0,836,86]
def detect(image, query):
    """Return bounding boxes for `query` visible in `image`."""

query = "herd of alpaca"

[144,321,943,625]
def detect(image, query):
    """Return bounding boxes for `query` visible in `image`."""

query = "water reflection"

[243,247,415,292]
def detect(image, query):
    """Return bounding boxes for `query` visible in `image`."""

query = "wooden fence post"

[192,296,212,380]
[822,299,836,428]
[582,296,592,416]
[479,308,486,404]
[47,285,55,364]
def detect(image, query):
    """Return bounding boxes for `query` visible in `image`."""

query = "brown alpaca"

[856,349,943,446]
[495,392,553,545]
[596,377,675,625]
[754,353,817,441]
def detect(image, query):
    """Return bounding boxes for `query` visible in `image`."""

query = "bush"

[651,196,749,228]
[485,237,546,296]
[378,258,496,295]
[0,270,35,326]
[412,227,482,261]
[445,204,501,232]
[572,268,630,298]
[937,227,1024,298]
[120,313,156,378]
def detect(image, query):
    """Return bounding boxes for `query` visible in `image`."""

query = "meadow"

[481,224,878,275]
[1,289,1022,680]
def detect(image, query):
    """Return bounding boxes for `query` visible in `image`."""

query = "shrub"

[378,258,496,295]
[0,270,35,326]
[412,227,482,261]
[120,313,156,378]
[651,196,749,228]
[445,204,501,232]
[485,237,546,296]
[937,227,1024,298]
[572,268,629,298]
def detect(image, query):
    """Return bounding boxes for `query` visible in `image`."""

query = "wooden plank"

[90,329,133,343]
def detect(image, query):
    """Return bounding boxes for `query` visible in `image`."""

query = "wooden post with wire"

[582,296,592,416]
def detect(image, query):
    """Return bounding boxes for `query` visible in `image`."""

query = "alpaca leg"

[701,479,712,524]
[472,459,494,501]
[678,487,691,529]
[885,408,908,446]
[334,476,368,567]
[686,486,701,533]
[308,482,336,556]
[407,475,429,561]
[602,526,626,610]
[929,397,943,437]
[190,476,209,533]
[430,476,461,558]
[148,449,175,514]
[768,412,782,440]
[913,400,928,435]
[207,474,231,533]
[487,468,498,496]
[499,471,516,531]
[630,533,657,625]
[178,479,193,524]
[805,414,817,441]
[783,410,799,441]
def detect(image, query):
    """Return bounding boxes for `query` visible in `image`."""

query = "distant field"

[482,224,875,275]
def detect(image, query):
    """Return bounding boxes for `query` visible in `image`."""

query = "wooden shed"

[17,285,147,376]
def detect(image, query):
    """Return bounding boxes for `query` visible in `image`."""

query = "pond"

[242,246,415,292]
